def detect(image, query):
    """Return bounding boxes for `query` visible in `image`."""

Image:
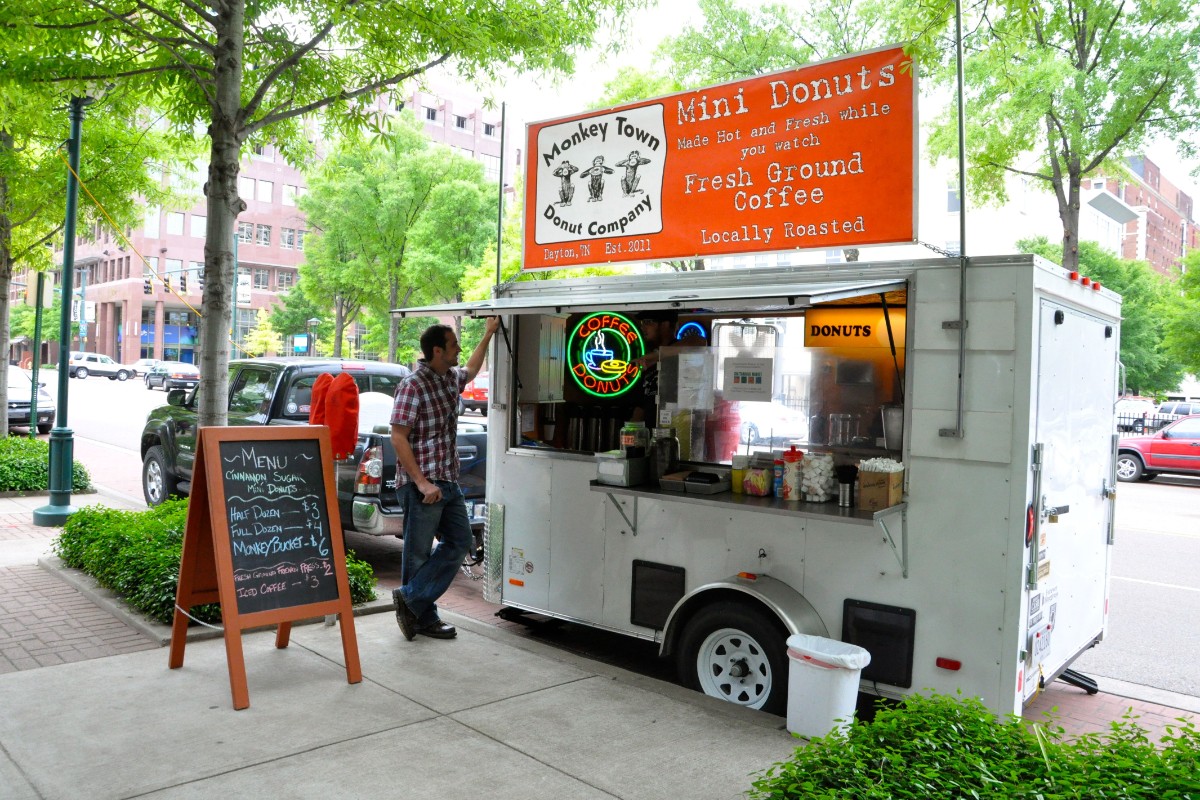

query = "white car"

[67,351,132,381]
[125,358,161,377]
[1115,397,1157,433]
[6,369,55,434]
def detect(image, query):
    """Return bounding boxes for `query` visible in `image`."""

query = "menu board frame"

[167,425,362,709]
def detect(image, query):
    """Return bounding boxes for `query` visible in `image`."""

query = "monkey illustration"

[552,160,579,205]
[579,155,614,202]
[615,150,652,196]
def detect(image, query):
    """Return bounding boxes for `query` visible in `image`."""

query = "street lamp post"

[34,96,89,527]
[306,318,319,356]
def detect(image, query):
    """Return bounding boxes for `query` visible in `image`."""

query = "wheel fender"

[659,574,828,657]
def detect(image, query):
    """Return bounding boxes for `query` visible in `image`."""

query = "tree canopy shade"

[10,0,644,426]
[1163,249,1200,378]
[922,0,1200,272]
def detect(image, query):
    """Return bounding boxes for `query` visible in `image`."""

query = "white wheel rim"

[146,460,164,503]
[1116,457,1138,480]
[695,626,773,709]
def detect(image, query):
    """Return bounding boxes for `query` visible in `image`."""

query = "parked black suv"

[139,357,488,539]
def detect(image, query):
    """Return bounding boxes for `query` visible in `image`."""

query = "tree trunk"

[387,277,399,362]
[333,301,344,357]
[0,130,13,438]
[196,2,247,427]
[1060,167,1083,273]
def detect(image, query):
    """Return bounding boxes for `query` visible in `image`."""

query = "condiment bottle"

[730,455,748,495]
[782,446,803,500]
[773,459,785,497]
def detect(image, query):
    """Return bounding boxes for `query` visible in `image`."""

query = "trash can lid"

[786,634,872,670]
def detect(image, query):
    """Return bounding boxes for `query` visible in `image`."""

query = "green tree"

[267,288,330,357]
[0,67,176,436]
[16,0,643,426]
[921,0,1200,272]
[241,307,279,357]
[1163,250,1200,377]
[1020,236,1182,394]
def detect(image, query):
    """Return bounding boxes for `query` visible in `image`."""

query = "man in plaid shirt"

[391,317,499,640]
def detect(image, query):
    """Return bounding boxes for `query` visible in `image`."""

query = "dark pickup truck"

[138,357,488,540]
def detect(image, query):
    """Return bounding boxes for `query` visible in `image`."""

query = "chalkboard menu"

[219,438,340,614]
[169,425,361,710]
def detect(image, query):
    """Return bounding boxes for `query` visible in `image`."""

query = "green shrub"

[54,499,378,626]
[750,691,1200,799]
[0,436,92,492]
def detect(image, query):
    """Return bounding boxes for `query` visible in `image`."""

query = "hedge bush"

[0,435,92,493]
[750,691,1200,799]
[54,499,378,625]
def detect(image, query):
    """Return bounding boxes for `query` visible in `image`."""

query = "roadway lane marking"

[1112,575,1200,593]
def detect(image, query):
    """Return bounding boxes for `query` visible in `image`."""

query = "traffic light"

[143,278,152,295]
[163,275,171,292]
[197,271,204,292]
[178,273,187,293]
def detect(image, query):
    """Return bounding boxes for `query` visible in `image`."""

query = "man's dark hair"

[419,324,453,360]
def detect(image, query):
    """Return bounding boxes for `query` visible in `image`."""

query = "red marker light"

[1069,271,1080,281]
[936,657,962,671]
[736,572,758,581]
[1081,277,1092,286]
[1092,281,1102,291]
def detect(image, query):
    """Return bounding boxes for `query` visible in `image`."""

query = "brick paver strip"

[0,565,156,672]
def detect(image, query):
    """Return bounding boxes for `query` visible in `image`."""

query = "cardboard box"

[857,469,903,511]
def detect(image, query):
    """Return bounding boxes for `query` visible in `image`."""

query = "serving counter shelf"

[588,480,910,577]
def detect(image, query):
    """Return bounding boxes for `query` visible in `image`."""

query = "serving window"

[512,300,906,466]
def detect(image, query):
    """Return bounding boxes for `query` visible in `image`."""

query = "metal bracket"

[605,493,638,536]
[1027,444,1044,589]
[875,505,908,578]
[941,320,969,330]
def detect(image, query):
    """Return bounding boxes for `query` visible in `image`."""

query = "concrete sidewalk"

[2,488,1198,800]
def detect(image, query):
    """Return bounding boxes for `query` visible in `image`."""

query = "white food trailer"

[402,253,1120,716]
[398,45,1119,716]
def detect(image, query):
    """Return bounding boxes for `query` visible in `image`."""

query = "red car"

[461,372,489,415]
[1116,414,1200,481]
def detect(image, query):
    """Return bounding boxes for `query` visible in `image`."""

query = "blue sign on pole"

[293,333,309,353]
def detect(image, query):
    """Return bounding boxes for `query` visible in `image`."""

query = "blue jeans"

[398,481,472,626]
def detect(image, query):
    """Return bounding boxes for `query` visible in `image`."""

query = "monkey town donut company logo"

[535,105,666,246]
[567,313,646,398]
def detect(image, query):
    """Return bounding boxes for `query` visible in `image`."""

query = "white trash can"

[785,634,872,738]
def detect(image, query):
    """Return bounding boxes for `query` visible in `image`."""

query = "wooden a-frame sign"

[168,425,362,709]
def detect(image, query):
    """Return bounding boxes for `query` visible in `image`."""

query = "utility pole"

[35,96,89,526]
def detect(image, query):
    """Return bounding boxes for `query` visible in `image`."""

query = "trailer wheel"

[1115,453,1143,482]
[677,601,788,714]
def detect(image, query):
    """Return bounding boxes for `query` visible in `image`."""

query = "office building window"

[277,270,294,290]
[144,207,160,238]
[480,153,501,181]
[425,106,437,121]
[483,123,496,137]
[166,212,184,235]
[253,268,270,289]
[144,256,158,278]
[296,230,306,251]
[947,188,961,213]
[256,179,273,203]
[454,114,468,130]
[251,144,274,162]
[280,227,295,249]
[238,176,254,199]
[237,222,253,244]
[190,214,206,237]
[256,224,271,246]
[282,184,297,206]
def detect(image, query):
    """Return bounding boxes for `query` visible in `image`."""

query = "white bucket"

[785,634,871,739]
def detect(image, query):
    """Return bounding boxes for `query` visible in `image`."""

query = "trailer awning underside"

[395,270,912,318]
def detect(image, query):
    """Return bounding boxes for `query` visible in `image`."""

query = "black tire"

[75,367,88,379]
[116,370,129,382]
[676,601,788,714]
[1139,472,1157,482]
[142,445,178,506]
[1132,419,1145,434]
[1115,453,1144,482]
[37,423,52,435]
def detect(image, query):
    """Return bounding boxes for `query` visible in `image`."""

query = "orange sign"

[803,307,907,348]
[523,46,916,271]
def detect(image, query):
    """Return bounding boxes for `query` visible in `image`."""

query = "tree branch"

[245,54,452,136]
[240,8,351,121]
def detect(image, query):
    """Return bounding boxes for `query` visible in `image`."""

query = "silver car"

[6,369,55,434]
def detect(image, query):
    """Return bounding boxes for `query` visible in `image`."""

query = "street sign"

[293,333,309,353]
[236,273,252,307]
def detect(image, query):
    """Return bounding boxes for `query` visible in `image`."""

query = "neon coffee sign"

[567,312,645,397]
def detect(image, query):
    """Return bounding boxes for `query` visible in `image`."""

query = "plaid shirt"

[391,362,467,484]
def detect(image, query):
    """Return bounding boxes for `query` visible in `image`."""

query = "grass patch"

[0,435,92,493]
[54,499,378,625]
[750,691,1200,799]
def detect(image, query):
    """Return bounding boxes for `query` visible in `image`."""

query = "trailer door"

[1027,300,1117,697]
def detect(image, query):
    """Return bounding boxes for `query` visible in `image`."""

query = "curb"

[37,555,395,646]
